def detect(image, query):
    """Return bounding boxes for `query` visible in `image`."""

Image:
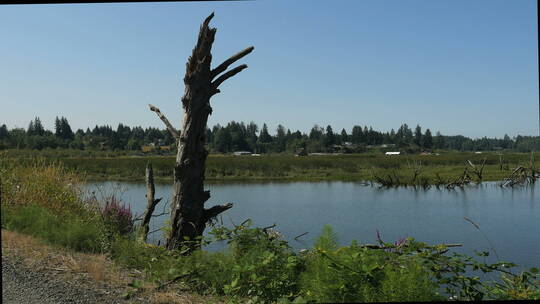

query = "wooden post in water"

[149,13,253,251]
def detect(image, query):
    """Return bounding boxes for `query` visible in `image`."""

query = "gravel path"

[2,255,137,304]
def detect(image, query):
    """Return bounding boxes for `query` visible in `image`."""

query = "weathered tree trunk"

[139,163,162,243]
[149,13,253,251]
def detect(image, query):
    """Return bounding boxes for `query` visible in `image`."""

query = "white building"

[385,151,401,155]
[233,151,252,156]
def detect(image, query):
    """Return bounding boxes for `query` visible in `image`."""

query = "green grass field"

[3,150,538,184]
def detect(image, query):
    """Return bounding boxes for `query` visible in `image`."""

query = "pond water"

[86,181,539,270]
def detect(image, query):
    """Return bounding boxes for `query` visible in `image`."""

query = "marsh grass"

[4,150,539,184]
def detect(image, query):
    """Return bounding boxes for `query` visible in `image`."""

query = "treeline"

[1,117,539,153]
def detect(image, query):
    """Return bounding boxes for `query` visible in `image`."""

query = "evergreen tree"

[258,123,272,144]
[434,131,445,149]
[414,124,422,146]
[276,124,287,152]
[54,117,61,137]
[62,117,74,140]
[214,127,232,152]
[423,129,433,149]
[0,124,8,140]
[389,129,396,143]
[246,122,258,152]
[401,124,413,145]
[309,124,324,140]
[351,125,363,144]
[323,125,335,148]
[340,128,348,143]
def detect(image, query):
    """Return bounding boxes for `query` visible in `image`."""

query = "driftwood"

[446,167,473,189]
[150,13,253,251]
[139,163,162,243]
[359,243,462,250]
[466,158,486,181]
[500,166,539,187]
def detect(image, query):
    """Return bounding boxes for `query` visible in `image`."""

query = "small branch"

[262,223,277,232]
[151,211,168,218]
[294,232,309,240]
[147,227,163,235]
[156,272,193,291]
[211,64,248,92]
[203,203,233,223]
[211,46,254,79]
[148,104,180,139]
[359,243,462,250]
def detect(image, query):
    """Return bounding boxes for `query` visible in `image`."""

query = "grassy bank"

[4,150,539,184]
[1,159,539,302]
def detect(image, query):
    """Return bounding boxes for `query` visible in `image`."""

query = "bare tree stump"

[149,13,252,251]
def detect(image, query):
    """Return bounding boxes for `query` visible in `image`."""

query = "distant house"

[141,145,154,153]
[233,151,252,156]
[160,145,171,152]
[385,151,401,155]
[295,148,308,156]
[251,153,261,156]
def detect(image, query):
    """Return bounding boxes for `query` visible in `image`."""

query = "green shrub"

[2,204,105,253]
[299,225,443,302]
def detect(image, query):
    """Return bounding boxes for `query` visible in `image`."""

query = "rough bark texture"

[150,13,252,251]
[139,163,162,243]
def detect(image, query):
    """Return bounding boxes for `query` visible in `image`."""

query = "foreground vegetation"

[4,150,540,186]
[1,159,539,302]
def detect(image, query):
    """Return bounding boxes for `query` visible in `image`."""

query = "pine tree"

[351,125,363,144]
[54,117,62,137]
[423,129,433,149]
[340,128,348,143]
[258,123,272,143]
[414,124,422,146]
[61,117,74,140]
[0,124,8,140]
[434,131,445,149]
[324,125,335,148]
[309,125,323,140]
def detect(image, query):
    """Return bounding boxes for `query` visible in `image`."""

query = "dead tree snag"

[149,13,253,251]
[139,163,162,243]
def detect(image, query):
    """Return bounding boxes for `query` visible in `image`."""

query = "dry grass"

[1,158,87,215]
[147,290,219,304]
[2,229,125,285]
[1,229,216,304]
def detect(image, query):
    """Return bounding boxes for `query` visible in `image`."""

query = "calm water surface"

[86,181,539,270]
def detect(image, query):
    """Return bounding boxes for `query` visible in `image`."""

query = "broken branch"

[203,203,233,223]
[148,104,180,139]
[211,64,248,92]
[211,46,254,79]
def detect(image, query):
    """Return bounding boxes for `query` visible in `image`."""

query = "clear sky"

[0,0,538,138]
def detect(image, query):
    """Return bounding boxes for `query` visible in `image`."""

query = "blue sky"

[0,0,538,138]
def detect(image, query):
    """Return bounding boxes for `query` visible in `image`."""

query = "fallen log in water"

[500,166,540,187]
